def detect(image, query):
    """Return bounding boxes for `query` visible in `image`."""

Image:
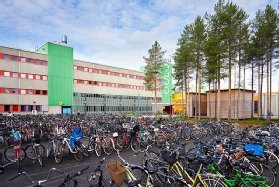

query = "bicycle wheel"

[25,144,45,160]
[130,138,141,152]
[81,143,90,157]
[4,145,26,162]
[265,151,279,169]
[197,176,227,187]
[54,142,64,164]
[46,142,53,158]
[102,138,113,155]
[182,129,191,141]
[73,145,84,162]
[95,143,102,157]
[87,170,102,186]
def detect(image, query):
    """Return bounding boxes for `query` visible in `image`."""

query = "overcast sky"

[0,0,278,91]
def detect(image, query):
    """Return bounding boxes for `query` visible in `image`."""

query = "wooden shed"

[207,89,255,119]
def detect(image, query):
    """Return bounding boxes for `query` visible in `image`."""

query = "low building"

[254,92,279,119]
[207,89,255,119]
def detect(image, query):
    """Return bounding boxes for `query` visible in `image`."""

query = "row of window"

[0,87,47,95]
[74,79,145,90]
[74,65,145,80]
[0,70,48,80]
[1,105,41,112]
[0,53,47,66]
[73,93,155,100]
[73,106,152,112]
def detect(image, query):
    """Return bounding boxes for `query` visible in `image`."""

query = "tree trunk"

[195,69,198,119]
[237,62,241,120]
[217,58,221,121]
[258,64,261,120]
[267,58,270,123]
[260,62,264,118]
[228,47,232,121]
[251,60,254,118]
[269,50,272,122]
[184,70,188,119]
[208,82,211,121]
[181,76,184,118]
[154,78,157,118]
[198,71,201,120]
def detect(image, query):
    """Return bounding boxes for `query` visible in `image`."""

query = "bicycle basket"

[106,160,126,184]
[244,144,264,156]
[161,151,177,165]
[11,129,21,142]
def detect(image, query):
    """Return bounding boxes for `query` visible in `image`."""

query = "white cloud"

[0,0,278,90]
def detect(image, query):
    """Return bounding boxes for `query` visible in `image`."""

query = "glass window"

[21,57,27,62]
[13,56,18,61]
[4,88,10,94]
[94,69,98,73]
[12,72,18,78]
[28,105,33,111]
[12,88,18,94]
[28,74,33,79]
[35,75,40,80]
[43,90,47,95]
[35,90,40,95]
[21,89,26,94]
[74,79,77,83]
[77,66,83,71]
[4,105,9,112]
[74,66,77,70]
[4,72,10,77]
[42,76,47,80]
[84,67,88,72]
[21,105,26,112]
[36,105,40,112]
[84,80,88,84]
[4,54,9,60]
[21,73,26,78]
[36,60,40,65]
[29,90,34,95]
[43,61,47,65]
[89,68,92,72]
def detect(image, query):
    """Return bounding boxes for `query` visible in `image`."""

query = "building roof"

[206,88,256,93]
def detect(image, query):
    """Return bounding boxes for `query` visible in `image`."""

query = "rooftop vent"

[61,35,67,44]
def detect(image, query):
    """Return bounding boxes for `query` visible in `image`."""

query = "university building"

[0,40,173,114]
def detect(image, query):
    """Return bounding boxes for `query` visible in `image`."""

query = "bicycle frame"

[169,161,208,187]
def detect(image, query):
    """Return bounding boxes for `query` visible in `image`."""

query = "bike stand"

[0,151,18,174]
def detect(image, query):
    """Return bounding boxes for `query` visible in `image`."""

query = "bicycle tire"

[102,138,113,155]
[46,142,53,158]
[54,142,64,164]
[25,144,45,160]
[197,176,227,187]
[81,143,90,157]
[95,143,102,157]
[265,151,279,169]
[73,145,84,162]
[4,145,26,162]
[130,138,141,152]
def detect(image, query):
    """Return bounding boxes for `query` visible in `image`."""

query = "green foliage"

[143,41,166,91]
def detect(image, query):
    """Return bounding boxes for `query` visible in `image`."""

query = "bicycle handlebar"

[38,168,64,185]
[9,168,64,186]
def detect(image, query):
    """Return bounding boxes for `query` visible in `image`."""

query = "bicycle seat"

[197,155,212,165]
[124,179,141,187]
[186,154,196,162]
[144,166,158,174]
[239,161,250,170]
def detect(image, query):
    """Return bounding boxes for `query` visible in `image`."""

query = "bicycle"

[9,167,63,187]
[59,166,90,187]
[24,138,45,167]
